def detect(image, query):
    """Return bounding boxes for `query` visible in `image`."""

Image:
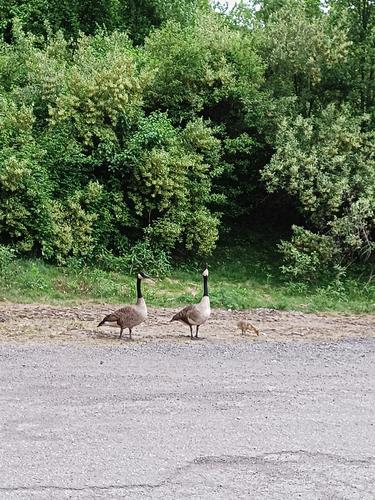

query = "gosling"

[237,320,260,336]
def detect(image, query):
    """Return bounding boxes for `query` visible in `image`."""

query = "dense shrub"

[0,244,15,271]
[262,105,375,278]
[1,1,375,279]
[0,27,223,269]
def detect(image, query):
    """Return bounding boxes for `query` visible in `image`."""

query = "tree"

[328,0,375,120]
[262,105,375,277]
[254,0,350,116]
[0,0,208,43]
[0,26,223,262]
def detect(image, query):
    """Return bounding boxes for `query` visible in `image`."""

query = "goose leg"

[119,327,123,339]
[129,328,133,341]
[189,325,193,339]
[195,325,199,338]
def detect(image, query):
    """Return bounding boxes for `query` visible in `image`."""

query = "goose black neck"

[203,275,208,297]
[137,278,143,299]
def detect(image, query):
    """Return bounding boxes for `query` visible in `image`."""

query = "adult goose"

[98,272,152,340]
[170,267,211,339]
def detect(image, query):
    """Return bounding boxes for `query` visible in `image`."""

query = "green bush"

[0,245,15,272]
[262,105,375,278]
[1,2,375,282]
[278,226,340,281]
[0,27,223,263]
[96,240,171,277]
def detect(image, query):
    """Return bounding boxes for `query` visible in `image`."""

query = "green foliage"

[143,13,264,123]
[122,239,172,276]
[2,246,375,314]
[262,104,375,277]
[112,112,222,254]
[96,239,172,277]
[46,32,143,145]
[0,25,223,264]
[0,244,15,276]
[0,0,208,43]
[1,0,375,282]
[255,0,350,115]
[143,10,267,226]
[254,0,326,23]
[278,226,340,280]
[328,1,375,119]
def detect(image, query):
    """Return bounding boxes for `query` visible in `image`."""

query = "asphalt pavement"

[0,338,374,499]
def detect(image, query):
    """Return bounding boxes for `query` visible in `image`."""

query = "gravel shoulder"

[0,302,374,345]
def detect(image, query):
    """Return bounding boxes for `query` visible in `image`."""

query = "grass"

[1,243,375,314]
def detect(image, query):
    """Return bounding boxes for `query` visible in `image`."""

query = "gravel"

[1,337,375,499]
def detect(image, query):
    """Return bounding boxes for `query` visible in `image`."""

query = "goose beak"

[144,274,155,282]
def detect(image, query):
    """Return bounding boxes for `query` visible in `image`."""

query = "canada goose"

[97,272,152,340]
[237,320,260,336]
[170,267,211,339]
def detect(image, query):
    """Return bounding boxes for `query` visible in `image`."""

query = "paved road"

[0,338,374,499]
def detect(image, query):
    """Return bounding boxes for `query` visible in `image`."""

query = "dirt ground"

[0,302,374,344]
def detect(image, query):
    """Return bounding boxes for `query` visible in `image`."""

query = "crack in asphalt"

[1,450,374,493]
[0,484,159,493]
[192,449,375,466]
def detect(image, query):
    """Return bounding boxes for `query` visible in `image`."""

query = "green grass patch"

[1,244,375,314]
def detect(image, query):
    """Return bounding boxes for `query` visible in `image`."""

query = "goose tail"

[98,313,118,327]
[171,309,188,323]
[170,312,181,322]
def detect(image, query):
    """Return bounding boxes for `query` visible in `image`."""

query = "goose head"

[138,271,155,282]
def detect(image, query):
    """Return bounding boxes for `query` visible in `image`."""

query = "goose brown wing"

[114,305,143,324]
[171,304,200,325]
[115,305,136,316]
[103,305,137,323]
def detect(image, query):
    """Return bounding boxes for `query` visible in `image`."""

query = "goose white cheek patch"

[202,269,209,277]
